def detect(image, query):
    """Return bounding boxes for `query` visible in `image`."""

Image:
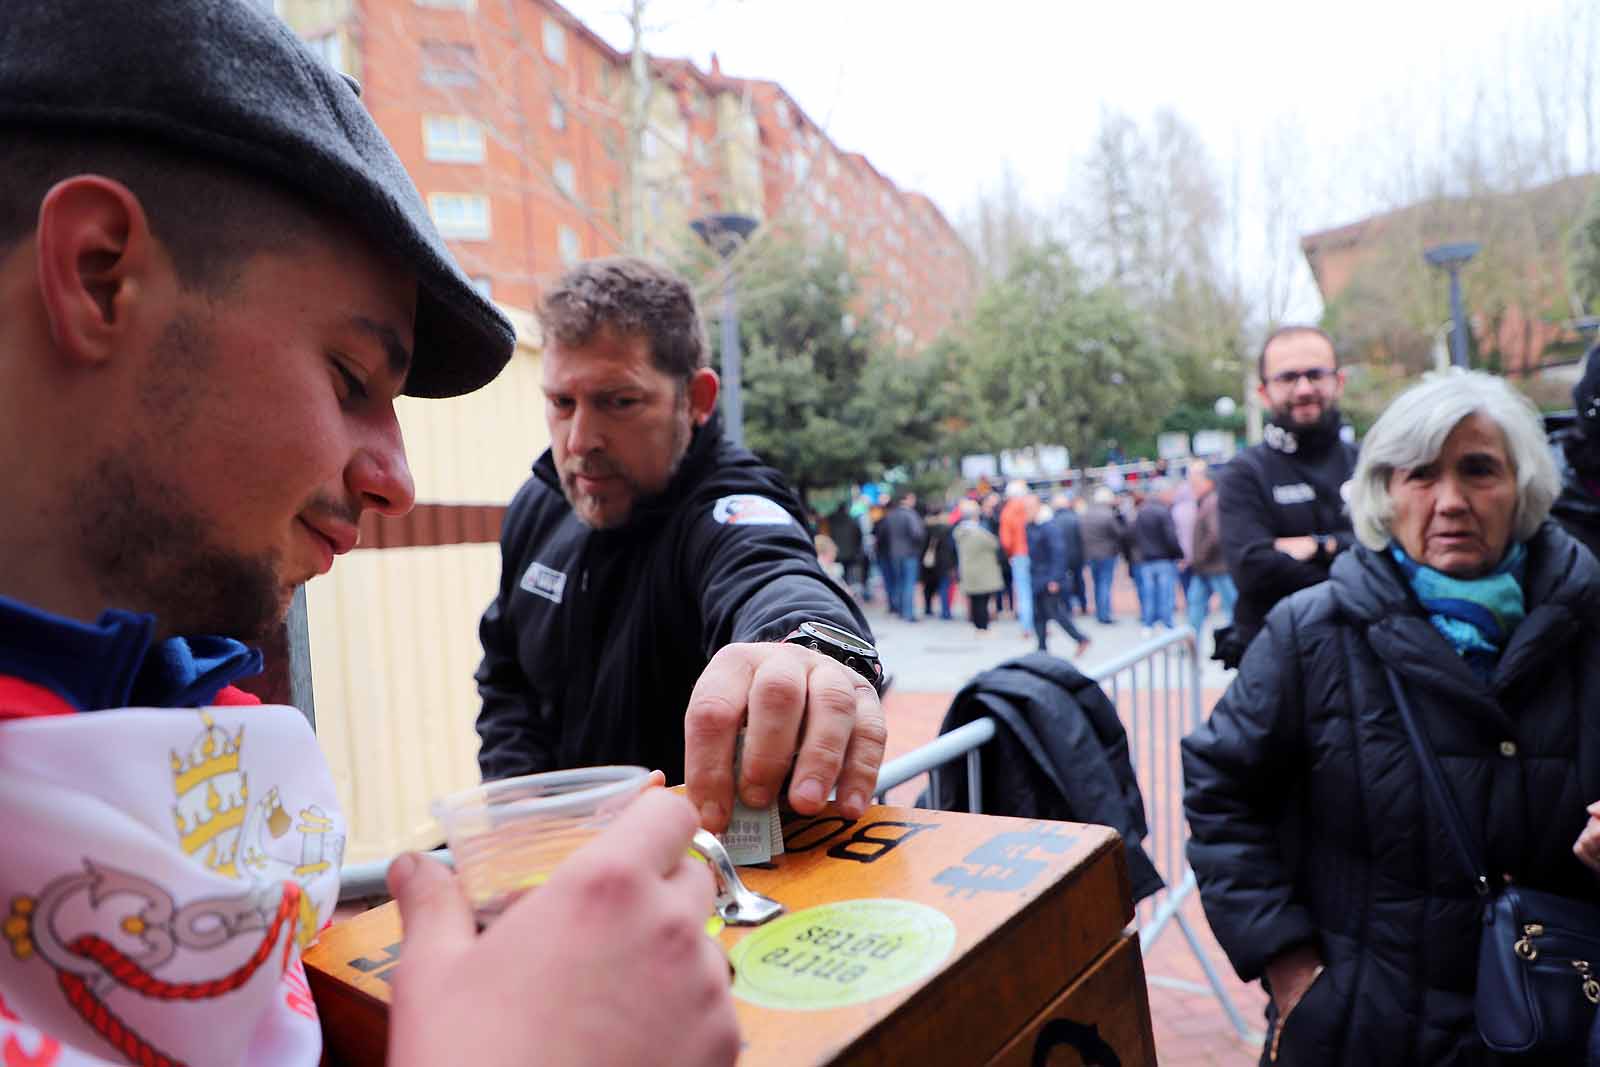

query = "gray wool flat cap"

[0,0,514,399]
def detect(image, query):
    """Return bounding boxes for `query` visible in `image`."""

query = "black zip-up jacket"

[1216,425,1359,650]
[1183,523,1600,1066]
[474,413,873,784]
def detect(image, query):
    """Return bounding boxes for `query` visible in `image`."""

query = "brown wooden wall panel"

[356,503,508,551]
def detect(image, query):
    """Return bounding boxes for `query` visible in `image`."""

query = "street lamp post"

[1424,242,1481,370]
[691,213,760,447]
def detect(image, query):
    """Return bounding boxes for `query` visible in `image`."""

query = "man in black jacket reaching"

[474,258,883,832]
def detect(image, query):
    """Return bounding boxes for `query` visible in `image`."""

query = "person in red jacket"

[999,481,1037,637]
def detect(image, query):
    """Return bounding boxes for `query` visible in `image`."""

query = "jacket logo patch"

[712,494,795,527]
[520,561,568,603]
[1272,482,1316,506]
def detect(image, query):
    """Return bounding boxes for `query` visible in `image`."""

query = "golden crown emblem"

[170,712,249,876]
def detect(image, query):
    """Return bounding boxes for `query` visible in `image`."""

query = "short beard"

[73,312,285,642]
[76,451,284,643]
[561,397,693,530]
[1273,403,1339,434]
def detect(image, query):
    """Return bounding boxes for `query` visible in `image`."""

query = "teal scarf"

[1389,542,1527,682]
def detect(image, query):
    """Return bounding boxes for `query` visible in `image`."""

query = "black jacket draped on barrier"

[924,653,1164,903]
[1183,523,1600,1067]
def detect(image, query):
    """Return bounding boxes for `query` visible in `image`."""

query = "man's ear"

[688,367,719,426]
[34,175,161,367]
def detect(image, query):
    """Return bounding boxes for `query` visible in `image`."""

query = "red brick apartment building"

[276,0,976,351]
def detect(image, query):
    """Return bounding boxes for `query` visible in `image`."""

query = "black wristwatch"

[782,621,884,695]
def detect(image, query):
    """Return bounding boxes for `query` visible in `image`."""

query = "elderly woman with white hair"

[1183,371,1600,1067]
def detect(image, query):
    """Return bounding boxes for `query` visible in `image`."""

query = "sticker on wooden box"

[729,898,956,1011]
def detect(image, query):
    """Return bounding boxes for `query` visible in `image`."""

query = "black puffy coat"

[1182,523,1600,1067]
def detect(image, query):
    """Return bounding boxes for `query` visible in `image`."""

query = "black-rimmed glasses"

[1267,367,1337,387]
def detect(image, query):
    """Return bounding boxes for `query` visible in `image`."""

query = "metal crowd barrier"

[871,626,1259,1045]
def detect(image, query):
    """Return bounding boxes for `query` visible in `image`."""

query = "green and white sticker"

[729,899,957,1012]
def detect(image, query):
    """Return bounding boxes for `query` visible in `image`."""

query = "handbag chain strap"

[1382,665,1492,898]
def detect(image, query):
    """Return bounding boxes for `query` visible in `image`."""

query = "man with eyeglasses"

[1213,326,1359,667]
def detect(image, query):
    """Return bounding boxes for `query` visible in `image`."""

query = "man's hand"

[1046,580,1060,594]
[1264,943,1324,1019]
[683,642,888,833]
[1274,535,1319,562]
[1573,800,1600,875]
[385,789,740,1067]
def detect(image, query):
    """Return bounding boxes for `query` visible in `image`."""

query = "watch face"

[803,620,875,658]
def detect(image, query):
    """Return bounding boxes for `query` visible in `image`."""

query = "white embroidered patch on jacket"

[712,495,795,527]
[520,561,568,603]
[1272,483,1316,506]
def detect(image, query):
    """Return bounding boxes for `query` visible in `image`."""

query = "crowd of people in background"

[813,463,1249,659]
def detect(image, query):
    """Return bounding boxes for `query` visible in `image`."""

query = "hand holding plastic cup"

[433,765,651,925]
[433,765,785,930]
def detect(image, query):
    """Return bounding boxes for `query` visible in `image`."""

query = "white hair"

[1349,370,1559,551]
[1093,486,1114,505]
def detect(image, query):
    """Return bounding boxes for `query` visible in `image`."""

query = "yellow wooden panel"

[307,543,502,864]
[394,312,546,507]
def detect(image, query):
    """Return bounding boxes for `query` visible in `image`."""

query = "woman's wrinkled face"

[1388,412,1518,578]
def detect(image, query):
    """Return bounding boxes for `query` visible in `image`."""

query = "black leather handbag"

[1385,667,1600,1056]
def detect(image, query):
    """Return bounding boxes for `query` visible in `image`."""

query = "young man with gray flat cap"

[0,2,738,1065]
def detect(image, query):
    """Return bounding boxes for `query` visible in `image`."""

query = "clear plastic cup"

[432,766,651,924]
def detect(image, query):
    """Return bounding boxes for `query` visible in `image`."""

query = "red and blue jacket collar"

[0,593,263,719]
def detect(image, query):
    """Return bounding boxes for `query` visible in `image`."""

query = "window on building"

[421,41,478,88]
[552,158,577,198]
[428,193,490,239]
[558,225,581,265]
[471,276,493,299]
[691,137,707,165]
[305,32,347,75]
[542,17,566,63]
[642,130,661,160]
[549,97,567,131]
[422,115,485,163]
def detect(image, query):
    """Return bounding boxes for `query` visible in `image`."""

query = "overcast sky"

[563,0,1586,317]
